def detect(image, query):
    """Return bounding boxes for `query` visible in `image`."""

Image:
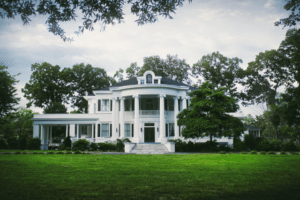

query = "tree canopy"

[192,51,244,99]
[177,81,246,141]
[0,0,191,41]
[0,66,20,118]
[275,0,300,28]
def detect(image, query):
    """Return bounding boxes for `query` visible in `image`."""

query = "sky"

[0,0,291,117]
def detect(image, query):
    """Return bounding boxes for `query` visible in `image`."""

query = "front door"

[144,127,155,142]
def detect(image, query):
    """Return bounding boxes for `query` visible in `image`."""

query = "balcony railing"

[139,110,160,115]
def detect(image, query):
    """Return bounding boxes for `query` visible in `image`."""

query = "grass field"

[0,153,299,200]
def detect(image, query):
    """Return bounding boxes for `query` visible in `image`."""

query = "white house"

[32,70,249,153]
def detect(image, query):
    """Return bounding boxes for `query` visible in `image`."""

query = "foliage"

[0,139,9,149]
[177,81,246,141]
[0,0,191,42]
[88,148,93,151]
[74,150,81,154]
[19,135,27,150]
[244,114,256,126]
[65,147,71,151]
[27,138,41,150]
[218,151,226,154]
[275,0,300,27]
[47,151,54,154]
[260,151,266,154]
[0,66,20,118]
[43,102,68,114]
[282,140,298,152]
[56,151,64,154]
[250,150,257,154]
[58,143,65,150]
[89,143,98,151]
[7,137,18,149]
[280,151,287,155]
[169,139,229,152]
[192,51,244,99]
[63,136,72,148]
[268,151,276,155]
[73,139,89,150]
[113,68,124,83]
[127,54,191,84]
[98,142,117,151]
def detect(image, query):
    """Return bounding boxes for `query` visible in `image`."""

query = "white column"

[33,124,39,138]
[174,97,179,138]
[159,94,166,141]
[112,97,117,138]
[134,95,139,141]
[65,124,68,137]
[182,97,187,110]
[120,97,125,138]
[70,124,75,137]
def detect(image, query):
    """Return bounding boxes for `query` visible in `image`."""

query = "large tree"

[275,0,300,28]
[126,54,191,84]
[192,51,244,99]
[0,0,191,41]
[177,81,246,142]
[0,66,20,119]
[22,62,69,109]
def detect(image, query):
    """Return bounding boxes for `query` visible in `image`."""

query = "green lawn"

[0,154,299,200]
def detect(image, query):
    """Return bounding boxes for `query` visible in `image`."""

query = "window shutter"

[165,123,168,137]
[98,100,101,111]
[132,124,134,137]
[164,99,168,111]
[110,100,112,111]
[98,124,101,137]
[132,99,134,111]
[110,124,112,137]
[178,99,181,111]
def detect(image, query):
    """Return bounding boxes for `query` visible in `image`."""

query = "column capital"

[133,95,139,99]
[112,97,117,101]
[159,94,166,98]
[173,96,179,100]
[119,97,124,101]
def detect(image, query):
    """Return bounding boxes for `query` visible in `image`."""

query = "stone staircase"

[130,143,170,154]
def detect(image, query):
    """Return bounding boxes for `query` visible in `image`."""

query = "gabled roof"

[109,77,196,90]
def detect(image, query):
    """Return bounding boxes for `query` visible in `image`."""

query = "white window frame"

[125,123,131,137]
[101,123,110,137]
[102,99,110,111]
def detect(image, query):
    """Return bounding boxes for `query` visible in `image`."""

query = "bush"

[250,150,257,154]
[88,148,93,151]
[63,136,72,148]
[7,138,19,149]
[73,139,89,150]
[66,151,72,154]
[116,139,124,151]
[0,139,9,149]
[27,138,41,150]
[268,151,276,154]
[122,138,131,143]
[58,143,65,150]
[98,142,116,151]
[72,147,78,151]
[269,140,282,151]
[219,151,226,154]
[74,150,81,154]
[19,135,28,150]
[90,143,98,151]
[280,151,287,155]
[32,152,39,154]
[290,152,299,155]
[65,147,71,151]
[240,151,248,154]
[260,151,266,154]
[56,151,64,154]
[47,151,54,154]
[282,140,298,152]
[14,151,21,154]
[22,152,28,154]
[4,152,11,154]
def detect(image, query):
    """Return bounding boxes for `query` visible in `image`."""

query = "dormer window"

[146,74,152,84]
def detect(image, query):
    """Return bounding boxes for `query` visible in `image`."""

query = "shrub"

[290,152,299,155]
[7,138,19,149]
[66,151,72,154]
[98,142,116,151]
[282,140,298,152]
[269,140,282,151]
[280,151,287,155]
[268,151,276,155]
[27,138,41,150]
[65,147,71,151]
[47,152,54,154]
[240,151,248,154]
[4,152,11,154]
[73,139,89,150]
[88,148,93,151]
[74,150,81,154]
[116,139,124,151]
[56,151,64,154]
[260,151,266,154]
[218,151,226,154]
[58,143,65,150]
[0,139,9,149]
[14,151,21,154]
[32,152,39,154]
[90,143,98,151]
[22,152,28,154]
[72,147,78,151]
[19,135,28,150]
[250,150,257,154]
[63,136,72,148]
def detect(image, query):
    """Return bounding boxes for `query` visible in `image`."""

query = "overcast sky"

[0,0,290,116]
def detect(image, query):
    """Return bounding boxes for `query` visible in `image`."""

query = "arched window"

[146,74,152,84]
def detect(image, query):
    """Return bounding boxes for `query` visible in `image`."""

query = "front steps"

[130,143,170,154]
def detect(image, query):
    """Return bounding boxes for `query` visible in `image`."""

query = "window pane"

[125,123,131,137]
[169,123,174,136]
[169,99,174,111]
[101,124,109,137]
[146,74,152,83]
[125,99,130,111]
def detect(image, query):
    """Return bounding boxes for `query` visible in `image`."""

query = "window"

[145,99,154,110]
[178,99,181,111]
[110,100,112,111]
[125,99,131,111]
[140,80,144,84]
[165,123,168,137]
[146,74,152,84]
[125,123,131,137]
[154,79,158,84]
[101,124,109,137]
[169,99,174,111]
[98,100,101,111]
[102,99,109,111]
[169,123,174,136]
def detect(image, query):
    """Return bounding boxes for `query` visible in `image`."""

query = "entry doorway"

[144,127,155,142]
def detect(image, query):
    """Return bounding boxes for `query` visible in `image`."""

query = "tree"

[0,0,191,42]
[177,81,246,142]
[192,51,244,99]
[244,114,256,126]
[0,66,20,118]
[126,54,191,84]
[113,68,124,83]
[275,0,300,28]
[43,102,68,113]
[22,62,69,108]
[65,63,111,112]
